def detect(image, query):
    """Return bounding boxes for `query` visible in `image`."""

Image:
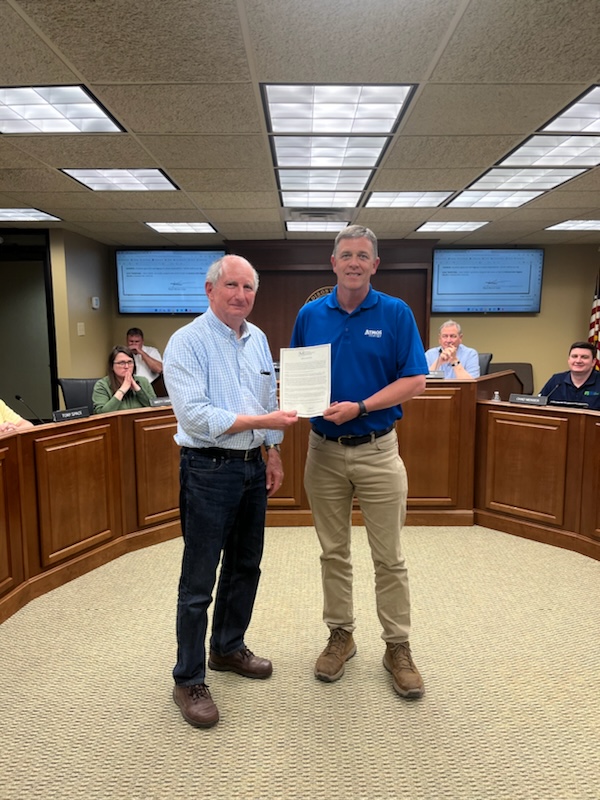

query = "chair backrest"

[488,362,534,395]
[478,353,493,375]
[58,378,99,413]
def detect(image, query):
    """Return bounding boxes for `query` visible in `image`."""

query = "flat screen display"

[432,248,544,314]
[116,249,226,314]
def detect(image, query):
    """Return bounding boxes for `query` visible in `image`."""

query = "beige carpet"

[0,525,598,800]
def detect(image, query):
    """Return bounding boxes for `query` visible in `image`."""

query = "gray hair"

[439,319,462,335]
[333,225,378,259]
[206,254,260,291]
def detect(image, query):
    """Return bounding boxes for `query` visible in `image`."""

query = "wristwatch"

[265,443,281,453]
[357,400,369,417]
[451,360,461,367]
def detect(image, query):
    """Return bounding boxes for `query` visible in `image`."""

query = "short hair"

[569,340,597,359]
[439,320,462,335]
[126,327,143,339]
[206,255,259,292]
[333,225,378,259]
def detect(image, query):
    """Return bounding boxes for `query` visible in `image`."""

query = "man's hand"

[438,345,457,364]
[322,401,360,425]
[265,448,284,497]
[261,410,299,430]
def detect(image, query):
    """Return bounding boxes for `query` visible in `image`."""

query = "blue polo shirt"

[290,286,428,436]
[540,369,600,411]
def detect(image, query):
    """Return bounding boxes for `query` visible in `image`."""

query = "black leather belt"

[311,425,394,447]
[183,446,262,461]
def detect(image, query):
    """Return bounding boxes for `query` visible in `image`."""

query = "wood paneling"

[581,414,600,541]
[132,415,180,527]
[0,440,23,596]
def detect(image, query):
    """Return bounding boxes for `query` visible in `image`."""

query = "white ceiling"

[0,0,599,247]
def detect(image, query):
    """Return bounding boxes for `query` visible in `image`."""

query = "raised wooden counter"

[3,372,598,624]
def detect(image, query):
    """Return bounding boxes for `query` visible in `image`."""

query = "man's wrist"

[265,443,281,453]
[451,360,461,367]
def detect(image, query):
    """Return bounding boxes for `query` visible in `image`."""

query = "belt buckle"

[244,448,255,461]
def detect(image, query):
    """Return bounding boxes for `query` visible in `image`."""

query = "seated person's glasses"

[114,360,134,366]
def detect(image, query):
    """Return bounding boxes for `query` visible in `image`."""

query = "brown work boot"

[383,642,425,699]
[314,628,356,682]
[208,646,273,679]
[173,683,219,728]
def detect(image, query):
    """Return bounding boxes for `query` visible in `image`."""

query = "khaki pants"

[304,428,411,643]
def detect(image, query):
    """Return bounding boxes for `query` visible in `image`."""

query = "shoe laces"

[325,628,351,655]
[188,683,211,700]
[239,646,254,661]
[388,642,416,672]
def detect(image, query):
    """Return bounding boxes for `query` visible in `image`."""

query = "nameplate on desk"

[150,396,172,407]
[509,394,548,405]
[427,371,445,380]
[52,406,90,422]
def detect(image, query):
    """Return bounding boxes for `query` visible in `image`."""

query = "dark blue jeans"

[173,447,268,685]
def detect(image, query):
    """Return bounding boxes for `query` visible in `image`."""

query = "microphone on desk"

[538,384,560,400]
[15,394,45,425]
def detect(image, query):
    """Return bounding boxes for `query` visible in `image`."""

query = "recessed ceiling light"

[286,221,350,232]
[545,220,600,230]
[468,167,585,191]
[265,84,413,134]
[0,85,121,134]
[448,190,543,207]
[542,86,600,134]
[0,208,60,221]
[499,135,600,168]
[145,222,216,233]
[282,190,362,208]
[61,168,177,191]
[273,136,387,168]
[366,192,453,207]
[416,221,488,232]
[278,169,371,192]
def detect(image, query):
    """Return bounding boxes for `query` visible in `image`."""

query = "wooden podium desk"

[475,400,600,560]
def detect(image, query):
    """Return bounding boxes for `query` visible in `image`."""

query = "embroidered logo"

[364,329,382,338]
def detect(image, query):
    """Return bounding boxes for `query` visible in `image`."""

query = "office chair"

[488,362,534,395]
[58,378,100,414]
[478,353,493,375]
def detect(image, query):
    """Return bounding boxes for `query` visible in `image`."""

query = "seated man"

[539,341,600,410]
[0,398,34,435]
[425,320,480,379]
[126,327,163,383]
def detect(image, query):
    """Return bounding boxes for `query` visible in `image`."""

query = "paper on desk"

[279,344,330,418]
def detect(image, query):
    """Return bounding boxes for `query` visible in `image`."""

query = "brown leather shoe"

[314,628,356,682]
[383,642,425,699]
[208,646,273,679]
[173,683,219,728]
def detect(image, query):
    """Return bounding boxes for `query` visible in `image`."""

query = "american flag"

[590,270,600,369]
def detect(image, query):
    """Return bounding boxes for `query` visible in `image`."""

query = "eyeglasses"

[114,360,134,366]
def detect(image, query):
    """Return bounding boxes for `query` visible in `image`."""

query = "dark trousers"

[173,447,267,685]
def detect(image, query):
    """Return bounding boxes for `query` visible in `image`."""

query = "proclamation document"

[279,344,331,418]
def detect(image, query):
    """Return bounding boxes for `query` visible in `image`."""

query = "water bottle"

[492,391,501,402]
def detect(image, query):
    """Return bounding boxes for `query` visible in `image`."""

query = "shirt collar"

[203,307,250,341]
[326,285,378,312]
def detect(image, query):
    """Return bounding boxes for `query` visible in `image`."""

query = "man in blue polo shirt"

[290,225,428,700]
[539,341,600,410]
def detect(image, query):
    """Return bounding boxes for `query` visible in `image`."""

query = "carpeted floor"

[0,525,598,800]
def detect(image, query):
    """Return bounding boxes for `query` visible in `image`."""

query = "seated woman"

[0,398,35,434]
[93,346,156,414]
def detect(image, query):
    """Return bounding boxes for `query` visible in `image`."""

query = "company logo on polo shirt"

[364,328,382,338]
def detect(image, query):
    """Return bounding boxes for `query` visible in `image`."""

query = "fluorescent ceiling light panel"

[265,84,412,134]
[542,86,600,134]
[0,85,121,133]
[499,135,600,167]
[448,190,543,207]
[416,221,488,232]
[545,219,600,230]
[145,222,216,233]
[273,136,387,168]
[61,168,177,191]
[366,191,452,207]
[0,208,60,221]
[278,169,371,191]
[282,190,362,207]
[469,167,585,191]
[286,221,349,232]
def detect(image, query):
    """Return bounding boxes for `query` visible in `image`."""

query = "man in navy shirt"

[539,341,600,410]
[290,225,428,700]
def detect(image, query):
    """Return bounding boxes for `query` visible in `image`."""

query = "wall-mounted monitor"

[116,249,226,314]
[432,248,544,314]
